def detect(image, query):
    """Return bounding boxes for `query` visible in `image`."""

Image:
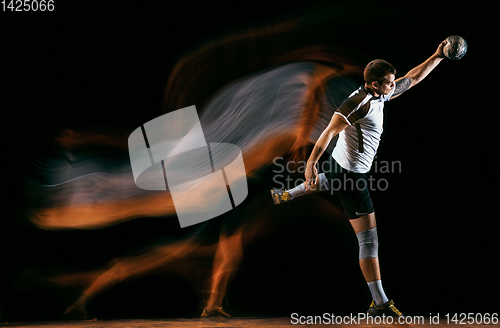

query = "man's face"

[374,73,395,96]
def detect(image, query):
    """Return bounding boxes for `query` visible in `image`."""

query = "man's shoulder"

[339,86,370,111]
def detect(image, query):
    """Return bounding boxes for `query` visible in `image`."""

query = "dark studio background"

[1,0,498,322]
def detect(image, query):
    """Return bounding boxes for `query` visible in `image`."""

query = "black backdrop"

[1,0,498,322]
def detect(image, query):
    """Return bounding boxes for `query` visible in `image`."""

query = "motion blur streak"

[51,196,343,317]
[23,11,362,316]
[54,126,129,150]
[27,62,359,230]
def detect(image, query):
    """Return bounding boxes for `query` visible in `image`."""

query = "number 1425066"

[2,0,54,11]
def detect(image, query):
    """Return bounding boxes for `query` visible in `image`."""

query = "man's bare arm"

[391,40,446,99]
[305,113,348,190]
[391,77,412,98]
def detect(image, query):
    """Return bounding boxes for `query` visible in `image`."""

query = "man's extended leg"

[350,213,403,317]
[271,173,329,204]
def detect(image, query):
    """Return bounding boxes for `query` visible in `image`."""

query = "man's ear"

[371,80,380,89]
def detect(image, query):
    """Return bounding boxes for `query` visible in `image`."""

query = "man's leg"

[271,173,329,204]
[350,212,403,317]
[349,213,381,282]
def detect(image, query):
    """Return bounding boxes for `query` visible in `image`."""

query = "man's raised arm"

[391,40,447,99]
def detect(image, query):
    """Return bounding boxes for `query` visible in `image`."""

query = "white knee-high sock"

[288,183,306,199]
[288,173,328,200]
[367,280,389,307]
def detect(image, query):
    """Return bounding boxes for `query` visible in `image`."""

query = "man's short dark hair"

[364,59,396,84]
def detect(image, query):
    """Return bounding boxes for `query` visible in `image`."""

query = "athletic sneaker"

[270,189,291,204]
[201,306,231,317]
[367,299,403,317]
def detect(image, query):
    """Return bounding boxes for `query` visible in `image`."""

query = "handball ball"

[443,35,467,60]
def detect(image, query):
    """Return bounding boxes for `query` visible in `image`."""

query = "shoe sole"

[270,190,278,204]
[270,190,282,204]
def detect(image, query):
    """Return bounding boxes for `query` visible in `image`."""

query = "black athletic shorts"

[326,156,374,219]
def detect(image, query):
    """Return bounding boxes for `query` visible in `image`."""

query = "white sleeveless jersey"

[332,85,395,173]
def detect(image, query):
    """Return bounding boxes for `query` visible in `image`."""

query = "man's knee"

[350,212,376,233]
[356,227,378,259]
